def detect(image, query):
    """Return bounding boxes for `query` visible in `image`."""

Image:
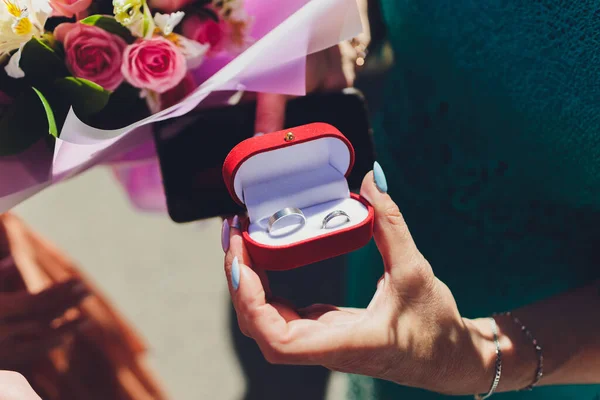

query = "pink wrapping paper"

[0,0,362,213]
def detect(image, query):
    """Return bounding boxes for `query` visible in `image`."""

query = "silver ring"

[322,210,350,229]
[268,207,306,234]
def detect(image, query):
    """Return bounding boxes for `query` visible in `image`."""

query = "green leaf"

[19,38,69,85]
[142,3,155,38]
[32,87,58,137]
[53,77,111,117]
[80,15,136,43]
[0,88,51,156]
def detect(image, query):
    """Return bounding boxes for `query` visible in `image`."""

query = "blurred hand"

[0,275,90,370]
[222,166,495,396]
[254,0,370,134]
[254,41,365,134]
[0,371,42,400]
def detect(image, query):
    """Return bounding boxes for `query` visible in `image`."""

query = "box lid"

[222,123,355,207]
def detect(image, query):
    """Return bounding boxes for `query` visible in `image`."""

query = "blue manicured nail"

[221,219,230,253]
[373,161,388,193]
[231,256,240,290]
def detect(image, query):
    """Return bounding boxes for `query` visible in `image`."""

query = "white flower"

[174,35,208,69]
[153,12,209,70]
[1,0,52,78]
[153,11,183,36]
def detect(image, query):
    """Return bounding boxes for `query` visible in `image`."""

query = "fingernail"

[373,161,388,193]
[231,215,240,230]
[254,132,264,137]
[221,219,230,253]
[231,256,240,290]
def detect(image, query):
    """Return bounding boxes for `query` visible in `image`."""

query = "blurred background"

[13,167,347,399]
[9,2,393,397]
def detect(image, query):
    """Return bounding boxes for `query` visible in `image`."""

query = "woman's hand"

[0,371,42,400]
[221,165,496,396]
[0,273,90,370]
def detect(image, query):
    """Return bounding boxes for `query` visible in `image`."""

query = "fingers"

[367,275,387,311]
[1,312,88,342]
[331,43,356,88]
[224,216,271,296]
[223,231,356,365]
[225,243,295,344]
[222,216,365,367]
[223,217,340,362]
[0,279,89,321]
[26,279,89,322]
[0,320,43,342]
[359,163,422,276]
[297,304,362,324]
[254,93,287,135]
[224,216,272,337]
[1,317,89,370]
[225,220,271,301]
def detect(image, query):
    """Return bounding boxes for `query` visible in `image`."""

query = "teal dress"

[347,1,600,399]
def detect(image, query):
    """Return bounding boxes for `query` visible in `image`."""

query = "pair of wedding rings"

[267,207,350,235]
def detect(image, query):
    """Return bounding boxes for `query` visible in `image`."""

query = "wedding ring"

[268,207,306,235]
[322,210,351,229]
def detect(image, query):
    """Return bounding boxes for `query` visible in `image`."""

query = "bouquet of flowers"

[0,0,253,155]
[0,0,362,213]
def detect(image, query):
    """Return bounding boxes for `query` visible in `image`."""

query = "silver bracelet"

[474,317,502,400]
[495,311,544,390]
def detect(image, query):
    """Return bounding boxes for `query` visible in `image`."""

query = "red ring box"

[222,123,374,271]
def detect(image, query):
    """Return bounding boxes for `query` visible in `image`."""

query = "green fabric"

[347,1,600,399]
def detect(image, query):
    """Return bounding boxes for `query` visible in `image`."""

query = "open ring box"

[222,123,374,271]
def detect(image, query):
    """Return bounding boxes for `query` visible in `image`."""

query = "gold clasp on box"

[284,132,295,142]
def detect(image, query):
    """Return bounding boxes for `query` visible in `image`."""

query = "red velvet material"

[242,193,374,270]
[222,123,374,270]
[222,123,355,205]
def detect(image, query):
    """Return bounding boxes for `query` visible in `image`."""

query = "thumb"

[360,162,422,276]
[255,93,287,134]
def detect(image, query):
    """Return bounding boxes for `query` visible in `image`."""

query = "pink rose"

[55,23,127,91]
[148,0,192,13]
[182,16,228,57]
[159,72,196,110]
[121,36,187,94]
[49,0,91,18]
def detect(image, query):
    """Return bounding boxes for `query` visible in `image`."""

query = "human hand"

[0,274,90,370]
[222,163,497,396]
[0,371,42,400]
